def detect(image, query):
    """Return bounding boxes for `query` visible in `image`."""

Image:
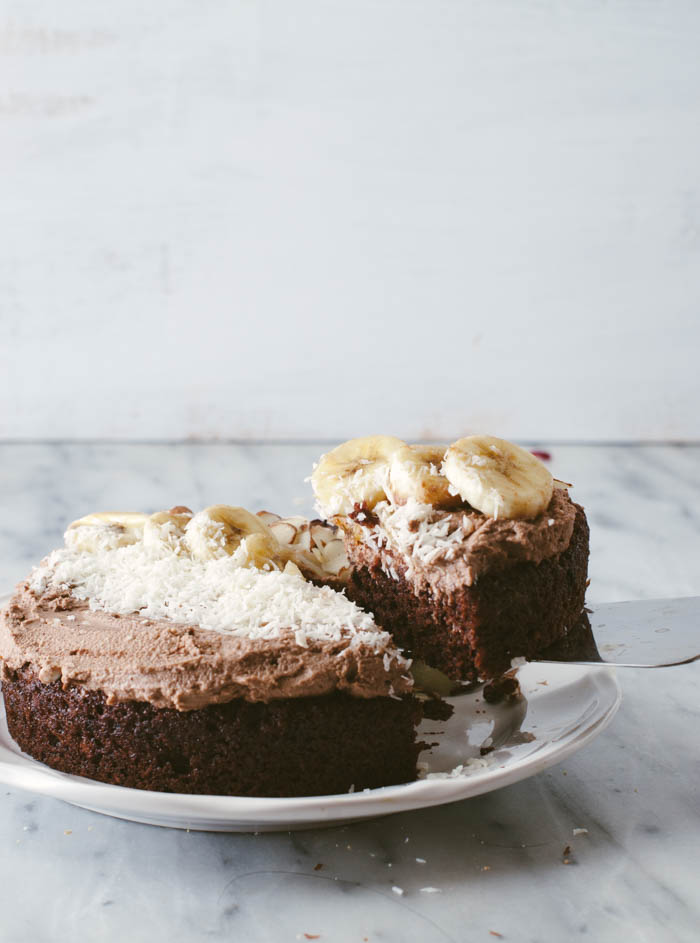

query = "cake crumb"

[64,829,72,835]
[483,676,521,705]
[562,844,576,865]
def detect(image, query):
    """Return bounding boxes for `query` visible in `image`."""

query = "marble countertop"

[0,443,698,943]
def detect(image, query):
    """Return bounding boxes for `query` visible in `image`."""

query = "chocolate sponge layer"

[2,667,421,797]
[346,504,590,680]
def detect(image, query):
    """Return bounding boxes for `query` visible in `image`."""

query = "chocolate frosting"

[346,489,578,592]
[0,584,411,711]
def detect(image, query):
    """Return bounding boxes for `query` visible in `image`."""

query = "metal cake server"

[533,596,700,668]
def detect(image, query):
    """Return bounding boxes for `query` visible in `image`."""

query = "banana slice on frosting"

[311,435,406,517]
[184,505,279,562]
[65,511,149,551]
[143,506,193,553]
[387,444,461,509]
[442,435,553,519]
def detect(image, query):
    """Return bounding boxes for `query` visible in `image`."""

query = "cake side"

[3,666,421,797]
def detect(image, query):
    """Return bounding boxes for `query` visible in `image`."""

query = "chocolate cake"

[311,435,590,680]
[0,505,420,796]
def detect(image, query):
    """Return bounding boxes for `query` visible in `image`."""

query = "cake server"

[532,596,700,668]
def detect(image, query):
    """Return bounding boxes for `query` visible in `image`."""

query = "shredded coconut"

[372,499,476,571]
[30,543,400,653]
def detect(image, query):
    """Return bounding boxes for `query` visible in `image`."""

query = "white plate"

[0,650,621,831]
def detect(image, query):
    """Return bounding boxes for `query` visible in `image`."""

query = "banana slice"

[237,531,283,569]
[442,435,553,519]
[311,435,406,517]
[184,505,278,561]
[65,511,149,551]
[387,444,461,508]
[143,506,193,554]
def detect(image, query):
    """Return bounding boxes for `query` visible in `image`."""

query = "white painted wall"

[2,1,699,441]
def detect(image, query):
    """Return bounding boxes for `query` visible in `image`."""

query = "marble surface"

[0,443,699,942]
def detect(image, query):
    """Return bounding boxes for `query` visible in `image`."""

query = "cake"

[0,505,421,796]
[311,435,590,680]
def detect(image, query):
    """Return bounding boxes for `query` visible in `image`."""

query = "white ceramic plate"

[0,641,621,831]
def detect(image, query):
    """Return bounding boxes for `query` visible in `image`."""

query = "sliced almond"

[269,521,298,545]
[283,560,305,579]
[310,520,336,548]
[256,511,282,525]
[319,539,349,576]
[284,515,309,530]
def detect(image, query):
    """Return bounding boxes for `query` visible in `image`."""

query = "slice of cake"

[0,505,420,797]
[311,435,590,680]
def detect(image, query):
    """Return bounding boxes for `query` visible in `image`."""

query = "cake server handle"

[533,596,700,668]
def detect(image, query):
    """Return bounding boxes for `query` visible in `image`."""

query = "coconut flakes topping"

[372,499,475,568]
[29,543,399,653]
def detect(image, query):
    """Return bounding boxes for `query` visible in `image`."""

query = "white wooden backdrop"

[2,1,699,441]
